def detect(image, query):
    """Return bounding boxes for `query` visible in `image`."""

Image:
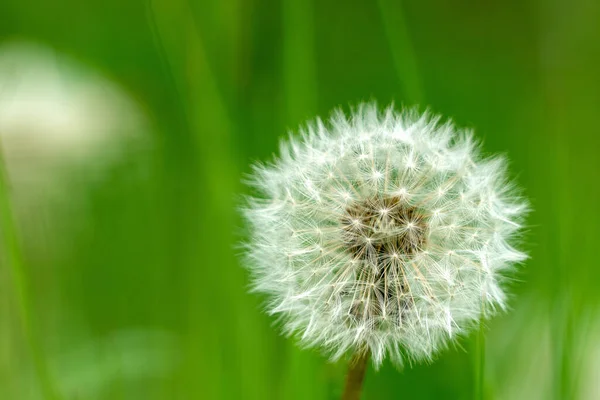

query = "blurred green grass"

[1,0,599,399]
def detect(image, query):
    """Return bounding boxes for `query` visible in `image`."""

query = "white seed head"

[242,104,528,367]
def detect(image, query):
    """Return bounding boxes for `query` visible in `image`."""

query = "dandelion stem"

[474,316,486,400]
[341,350,370,400]
[0,143,60,399]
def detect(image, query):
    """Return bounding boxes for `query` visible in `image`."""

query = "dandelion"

[0,40,147,186]
[242,104,527,398]
[0,40,149,253]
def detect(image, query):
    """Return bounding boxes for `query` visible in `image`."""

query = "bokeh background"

[1,0,599,399]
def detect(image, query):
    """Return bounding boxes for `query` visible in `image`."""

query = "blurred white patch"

[0,40,148,183]
[16,329,179,400]
[487,295,554,400]
[576,306,600,400]
[57,329,179,399]
[0,40,151,256]
[488,297,600,400]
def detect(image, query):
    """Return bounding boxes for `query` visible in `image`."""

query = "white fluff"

[242,104,527,368]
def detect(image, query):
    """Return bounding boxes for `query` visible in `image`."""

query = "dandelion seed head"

[242,104,528,367]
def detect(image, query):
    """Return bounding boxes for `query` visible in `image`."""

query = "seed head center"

[342,196,427,260]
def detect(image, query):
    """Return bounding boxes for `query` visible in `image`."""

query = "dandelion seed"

[242,104,528,370]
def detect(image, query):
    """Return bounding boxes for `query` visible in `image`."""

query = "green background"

[1,0,599,399]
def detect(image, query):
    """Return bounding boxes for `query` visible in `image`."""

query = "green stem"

[0,144,60,399]
[341,350,370,400]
